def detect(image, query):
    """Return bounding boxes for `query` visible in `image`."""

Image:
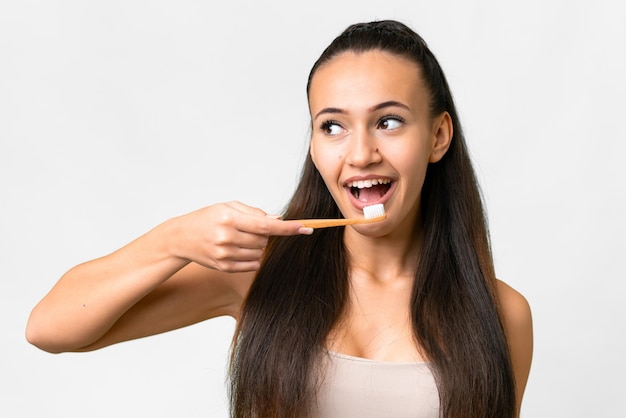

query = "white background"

[2,1,624,416]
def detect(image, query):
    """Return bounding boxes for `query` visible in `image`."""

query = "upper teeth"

[347,178,391,189]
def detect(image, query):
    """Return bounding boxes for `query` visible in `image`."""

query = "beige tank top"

[312,351,440,417]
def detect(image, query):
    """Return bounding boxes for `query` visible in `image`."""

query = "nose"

[346,128,382,167]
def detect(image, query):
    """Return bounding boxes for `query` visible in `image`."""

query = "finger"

[209,244,264,267]
[227,260,262,273]
[222,246,265,262]
[228,230,269,250]
[237,214,309,237]
[212,259,262,273]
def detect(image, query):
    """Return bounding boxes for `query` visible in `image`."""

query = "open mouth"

[345,178,392,203]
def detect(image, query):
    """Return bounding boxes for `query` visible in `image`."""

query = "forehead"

[308,50,428,114]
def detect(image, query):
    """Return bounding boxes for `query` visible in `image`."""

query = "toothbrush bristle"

[363,203,385,219]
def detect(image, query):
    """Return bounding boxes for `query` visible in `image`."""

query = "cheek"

[314,152,345,195]
[387,145,430,183]
[311,146,334,177]
[311,140,340,169]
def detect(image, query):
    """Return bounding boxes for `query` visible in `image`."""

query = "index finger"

[238,214,312,237]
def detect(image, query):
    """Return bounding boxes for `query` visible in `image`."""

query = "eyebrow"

[313,100,411,121]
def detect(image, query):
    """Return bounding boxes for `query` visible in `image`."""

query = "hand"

[167,201,310,272]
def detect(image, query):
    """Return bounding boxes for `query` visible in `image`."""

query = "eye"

[377,115,404,130]
[320,120,345,136]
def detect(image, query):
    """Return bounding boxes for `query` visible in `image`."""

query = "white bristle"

[363,203,385,219]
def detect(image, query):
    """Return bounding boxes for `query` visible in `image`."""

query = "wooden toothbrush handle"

[298,214,386,229]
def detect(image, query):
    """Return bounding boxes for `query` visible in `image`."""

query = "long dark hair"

[230,20,516,417]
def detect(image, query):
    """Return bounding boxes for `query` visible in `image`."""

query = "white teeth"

[347,178,391,189]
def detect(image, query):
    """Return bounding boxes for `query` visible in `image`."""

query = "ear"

[429,111,453,163]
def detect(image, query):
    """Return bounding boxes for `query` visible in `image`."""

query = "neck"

[343,222,421,283]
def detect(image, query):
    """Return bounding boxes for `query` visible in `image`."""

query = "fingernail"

[298,227,314,235]
[266,214,283,219]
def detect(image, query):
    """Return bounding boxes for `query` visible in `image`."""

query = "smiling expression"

[308,50,452,236]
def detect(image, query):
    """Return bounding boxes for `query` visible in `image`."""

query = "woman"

[27,20,532,418]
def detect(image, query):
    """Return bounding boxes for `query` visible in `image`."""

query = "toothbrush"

[296,204,386,229]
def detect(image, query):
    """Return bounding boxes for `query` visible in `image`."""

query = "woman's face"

[308,50,451,237]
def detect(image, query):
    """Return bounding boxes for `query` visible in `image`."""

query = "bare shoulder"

[496,279,532,331]
[496,279,533,412]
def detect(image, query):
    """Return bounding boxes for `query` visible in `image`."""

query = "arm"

[496,279,534,417]
[26,202,308,353]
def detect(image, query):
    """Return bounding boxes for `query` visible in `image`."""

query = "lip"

[342,175,396,211]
